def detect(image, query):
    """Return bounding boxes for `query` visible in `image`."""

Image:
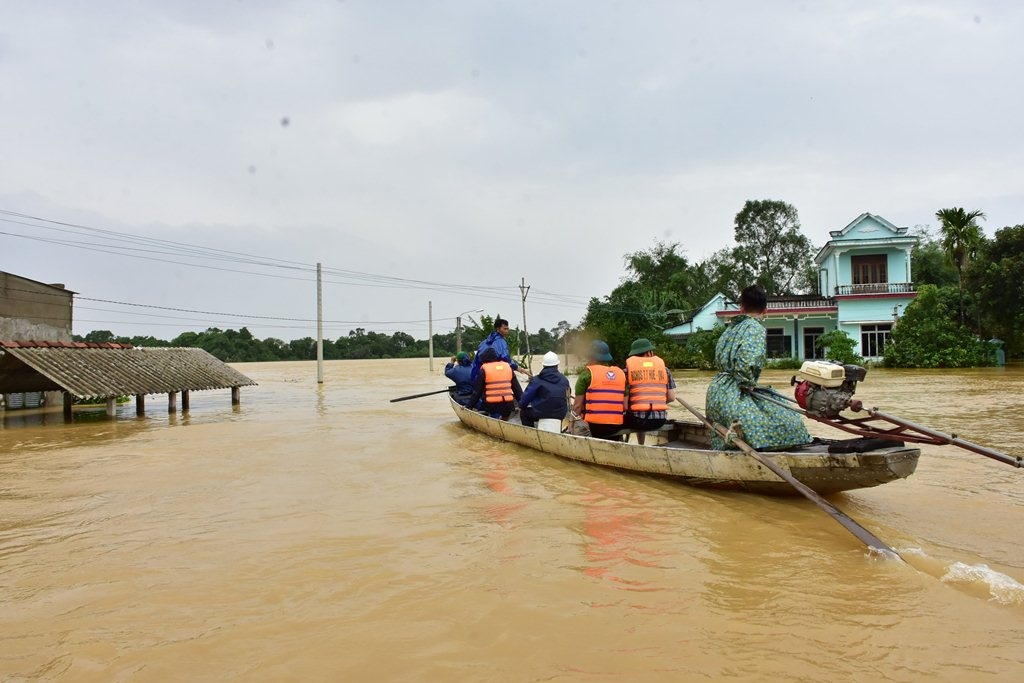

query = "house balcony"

[834,282,916,296]
[765,296,834,310]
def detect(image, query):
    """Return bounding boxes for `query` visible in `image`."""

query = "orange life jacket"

[584,364,626,425]
[626,355,668,412]
[482,361,514,403]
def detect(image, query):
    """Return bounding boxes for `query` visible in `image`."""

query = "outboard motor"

[791,360,867,418]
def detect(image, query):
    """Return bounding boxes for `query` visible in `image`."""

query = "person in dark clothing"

[445,351,475,405]
[519,351,571,428]
[470,317,520,380]
[467,347,524,420]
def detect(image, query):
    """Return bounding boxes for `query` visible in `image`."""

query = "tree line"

[75,200,1024,367]
[74,319,575,365]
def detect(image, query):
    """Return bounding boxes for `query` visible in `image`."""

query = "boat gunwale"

[448,394,920,495]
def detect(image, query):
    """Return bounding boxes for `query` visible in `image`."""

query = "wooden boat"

[449,395,920,496]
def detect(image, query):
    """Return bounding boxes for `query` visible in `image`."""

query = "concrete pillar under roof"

[63,392,73,421]
[136,394,145,416]
[105,398,116,417]
[181,391,190,412]
[168,392,177,413]
[231,387,240,405]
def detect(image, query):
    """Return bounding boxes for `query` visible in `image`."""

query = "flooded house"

[1,270,255,419]
[664,213,920,360]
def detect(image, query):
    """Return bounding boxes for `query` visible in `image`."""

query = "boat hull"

[450,396,919,495]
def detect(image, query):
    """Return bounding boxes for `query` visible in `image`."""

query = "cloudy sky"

[2,0,1022,343]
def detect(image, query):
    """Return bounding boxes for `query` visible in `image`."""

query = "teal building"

[666,213,919,360]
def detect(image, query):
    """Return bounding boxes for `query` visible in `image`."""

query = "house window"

[765,328,792,358]
[851,255,888,285]
[803,327,825,360]
[861,324,892,357]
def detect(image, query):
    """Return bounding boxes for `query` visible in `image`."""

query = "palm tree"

[935,207,986,325]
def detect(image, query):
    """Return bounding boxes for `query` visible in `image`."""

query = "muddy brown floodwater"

[2,359,1022,681]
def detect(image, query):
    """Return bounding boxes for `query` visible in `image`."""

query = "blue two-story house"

[665,213,919,360]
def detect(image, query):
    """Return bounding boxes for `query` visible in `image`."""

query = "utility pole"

[519,277,531,357]
[316,262,324,384]
[428,300,434,371]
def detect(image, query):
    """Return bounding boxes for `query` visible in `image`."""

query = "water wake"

[897,547,1024,605]
[940,561,1024,605]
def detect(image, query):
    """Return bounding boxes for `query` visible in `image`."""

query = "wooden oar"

[675,397,899,556]
[749,387,1023,469]
[389,388,453,403]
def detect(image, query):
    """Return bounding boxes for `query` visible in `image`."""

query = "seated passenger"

[445,351,475,405]
[519,351,571,428]
[467,347,524,420]
[624,338,677,445]
[706,284,812,450]
[571,340,626,441]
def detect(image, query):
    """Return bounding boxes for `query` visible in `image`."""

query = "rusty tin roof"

[0,341,257,399]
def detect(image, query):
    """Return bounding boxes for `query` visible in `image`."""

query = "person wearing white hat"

[518,351,571,428]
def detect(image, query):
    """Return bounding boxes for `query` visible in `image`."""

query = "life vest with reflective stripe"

[584,364,626,425]
[482,361,514,403]
[626,355,668,412]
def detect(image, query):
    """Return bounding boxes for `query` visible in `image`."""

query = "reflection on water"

[1,360,1023,681]
[576,481,668,590]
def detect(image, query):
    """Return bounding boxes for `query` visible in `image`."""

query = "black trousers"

[624,412,666,432]
[588,422,624,441]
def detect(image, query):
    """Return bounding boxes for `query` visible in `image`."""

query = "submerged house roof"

[0,341,256,399]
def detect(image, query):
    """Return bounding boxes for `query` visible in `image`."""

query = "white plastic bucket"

[537,418,561,433]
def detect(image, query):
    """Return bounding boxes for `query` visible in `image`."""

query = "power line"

[0,208,594,305]
[0,285,456,325]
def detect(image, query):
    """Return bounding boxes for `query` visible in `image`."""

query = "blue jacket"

[470,332,518,380]
[519,366,570,419]
[445,361,474,402]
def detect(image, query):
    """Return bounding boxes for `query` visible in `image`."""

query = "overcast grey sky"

[2,0,1022,343]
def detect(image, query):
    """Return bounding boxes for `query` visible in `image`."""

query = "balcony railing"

[834,282,916,296]
[765,297,834,310]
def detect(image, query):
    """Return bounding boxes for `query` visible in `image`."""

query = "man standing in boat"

[466,347,524,420]
[518,351,571,429]
[470,317,520,381]
[572,340,627,440]
[624,338,676,445]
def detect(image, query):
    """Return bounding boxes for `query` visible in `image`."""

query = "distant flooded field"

[2,359,1022,681]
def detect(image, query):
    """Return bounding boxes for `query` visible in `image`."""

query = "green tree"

[911,226,959,288]
[967,224,1024,358]
[883,285,992,368]
[815,330,862,365]
[680,324,726,370]
[935,207,986,325]
[82,329,117,343]
[582,241,712,361]
[729,199,814,295]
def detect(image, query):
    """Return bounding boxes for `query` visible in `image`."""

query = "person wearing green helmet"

[571,340,627,440]
[624,337,676,445]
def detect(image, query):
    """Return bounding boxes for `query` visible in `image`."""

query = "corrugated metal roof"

[0,341,256,399]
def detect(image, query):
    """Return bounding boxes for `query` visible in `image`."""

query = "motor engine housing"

[792,360,867,418]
